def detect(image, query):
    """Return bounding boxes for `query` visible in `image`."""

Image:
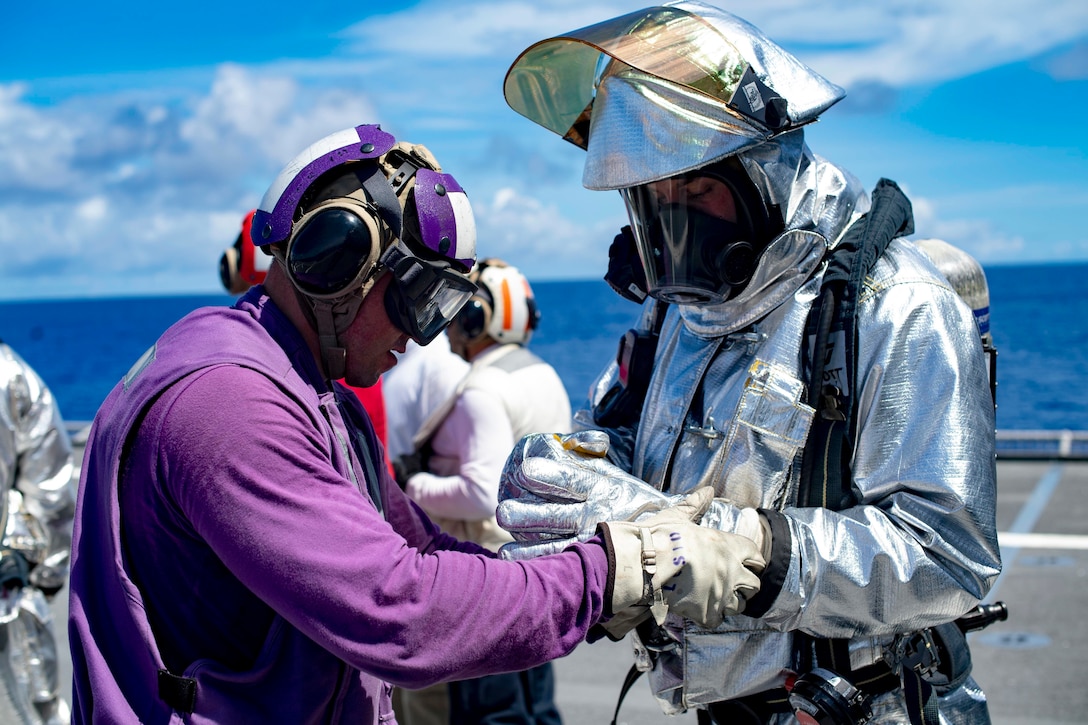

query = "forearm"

[748,280,1000,634]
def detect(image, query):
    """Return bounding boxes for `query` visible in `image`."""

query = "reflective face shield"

[504,5,785,149]
[502,2,844,190]
[621,163,770,305]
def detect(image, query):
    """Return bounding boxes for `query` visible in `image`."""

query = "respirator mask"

[619,157,779,306]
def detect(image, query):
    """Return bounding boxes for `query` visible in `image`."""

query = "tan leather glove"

[598,488,766,631]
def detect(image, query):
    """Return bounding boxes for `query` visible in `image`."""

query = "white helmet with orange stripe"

[454,258,540,347]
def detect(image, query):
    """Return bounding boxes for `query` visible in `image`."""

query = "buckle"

[884,630,941,679]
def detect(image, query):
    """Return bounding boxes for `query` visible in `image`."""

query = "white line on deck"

[998,532,1088,550]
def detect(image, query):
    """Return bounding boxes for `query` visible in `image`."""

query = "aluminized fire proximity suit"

[497,2,1001,723]
[577,138,1000,722]
[0,341,75,725]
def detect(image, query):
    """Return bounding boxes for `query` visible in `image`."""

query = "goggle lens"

[288,208,377,297]
[382,243,477,344]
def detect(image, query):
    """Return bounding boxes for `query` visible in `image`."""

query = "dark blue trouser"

[448,662,562,725]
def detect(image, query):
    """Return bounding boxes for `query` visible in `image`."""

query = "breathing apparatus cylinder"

[915,238,997,407]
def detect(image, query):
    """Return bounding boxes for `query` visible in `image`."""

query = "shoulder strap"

[593,299,669,428]
[798,178,914,508]
[410,344,537,453]
[794,180,943,725]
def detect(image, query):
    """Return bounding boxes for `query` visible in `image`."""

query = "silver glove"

[705,500,773,560]
[497,431,684,560]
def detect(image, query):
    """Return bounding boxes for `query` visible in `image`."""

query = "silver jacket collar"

[677,131,868,337]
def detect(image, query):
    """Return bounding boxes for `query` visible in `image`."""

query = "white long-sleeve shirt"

[406,343,571,549]
[382,336,469,459]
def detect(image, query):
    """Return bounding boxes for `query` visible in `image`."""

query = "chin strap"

[284,263,382,383]
[311,297,354,382]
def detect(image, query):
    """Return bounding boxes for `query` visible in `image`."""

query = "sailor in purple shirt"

[67,125,764,724]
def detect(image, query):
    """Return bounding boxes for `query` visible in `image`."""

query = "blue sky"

[2,0,1086,300]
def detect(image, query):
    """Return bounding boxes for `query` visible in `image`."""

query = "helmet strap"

[311,298,348,382]
[274,247,384,384]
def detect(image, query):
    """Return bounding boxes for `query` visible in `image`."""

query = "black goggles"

[380,240,478,345]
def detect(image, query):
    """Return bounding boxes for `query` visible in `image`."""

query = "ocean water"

[1,262,1086,431]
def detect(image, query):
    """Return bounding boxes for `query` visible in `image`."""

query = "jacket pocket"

[713,360,815,508]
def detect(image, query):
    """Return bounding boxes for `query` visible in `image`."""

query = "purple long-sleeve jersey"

[68,288,607,724]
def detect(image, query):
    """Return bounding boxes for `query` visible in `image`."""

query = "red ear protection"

[219,210,272,294]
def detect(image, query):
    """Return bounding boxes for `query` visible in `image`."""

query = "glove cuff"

[743,508,792,617]
[597,521,657,615]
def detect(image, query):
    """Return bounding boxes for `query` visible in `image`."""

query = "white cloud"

[0,84,80,192]
[76,196,109,222]
[1,0,1085,300]
[345,1,1088,89]
[470,186,621,278]
[341,1,638,59]
[0,64,386,299]
[754,1,1088,87]
[907,190,1088,264]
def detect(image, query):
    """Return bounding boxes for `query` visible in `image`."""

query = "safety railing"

[995,429,1088,461]
[67,423,1088,461]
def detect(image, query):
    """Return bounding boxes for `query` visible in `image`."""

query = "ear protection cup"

[219,236,244,294]
[220,211,270,295]
[282,190,388,299]
[457,296,491,341]
[456,258,540,346]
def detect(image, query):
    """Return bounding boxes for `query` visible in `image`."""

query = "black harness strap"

[798,178,914,509]
[792,180,945,725]
[157,669,197,714]
[609,664,643,725]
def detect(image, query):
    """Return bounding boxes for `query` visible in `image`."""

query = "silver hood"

[503,0,846,190]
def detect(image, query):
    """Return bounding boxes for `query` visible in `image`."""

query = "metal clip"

[683,416,722,441]
[885,630,941,679]
[725,331,768,350]
[683,408,723,446]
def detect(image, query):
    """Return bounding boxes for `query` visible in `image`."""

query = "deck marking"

[997,532,1088,550]
[986,462,1064,602]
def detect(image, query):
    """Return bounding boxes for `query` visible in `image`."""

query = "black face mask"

[646,202,757,305]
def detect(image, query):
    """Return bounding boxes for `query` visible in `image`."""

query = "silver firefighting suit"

[498,2,1001,721]
[569,138,1001,722]
[0,342,75,725]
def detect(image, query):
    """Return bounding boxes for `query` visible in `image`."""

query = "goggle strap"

[356,163,404,239]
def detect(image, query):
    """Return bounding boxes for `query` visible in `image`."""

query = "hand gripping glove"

[497,431,683,560]
[705,500,774,561]
[598,488,766,630]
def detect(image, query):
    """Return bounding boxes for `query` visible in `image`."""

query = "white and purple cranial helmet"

[251,124,479,378]
[252,124,475,272]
